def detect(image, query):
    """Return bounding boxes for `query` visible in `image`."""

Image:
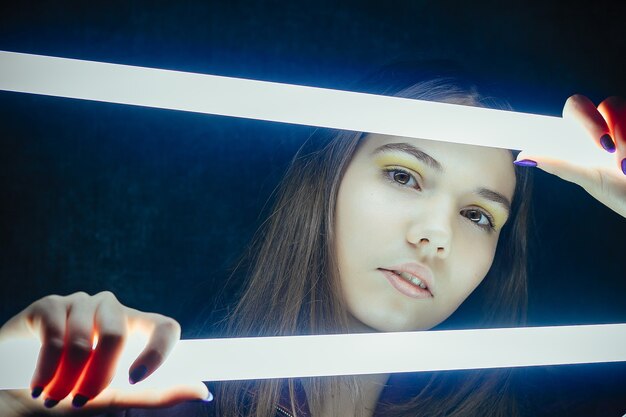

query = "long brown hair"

[215,64,533,417]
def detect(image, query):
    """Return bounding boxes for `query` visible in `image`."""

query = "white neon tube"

[0,324,624,390]
[0,51,612,168]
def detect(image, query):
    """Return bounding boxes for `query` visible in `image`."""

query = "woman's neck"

[309,315,390,416]
[310,373,389,417]
[356,373,390,417]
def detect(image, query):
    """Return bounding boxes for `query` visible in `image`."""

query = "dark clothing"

[99,402,214,417]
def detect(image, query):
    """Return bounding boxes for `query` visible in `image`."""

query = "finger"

[598,96,626,175]
[27,296,67,400]
[562,94,615,153]
[514,151,626,218]
[122,382,210,407]
[515,152,597,191]
[71,291,127,408]
[82,381,211,411]
[43,292,97,407]
[127,313,181,385]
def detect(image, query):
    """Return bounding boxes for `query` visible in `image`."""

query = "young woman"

[1,67,624,417]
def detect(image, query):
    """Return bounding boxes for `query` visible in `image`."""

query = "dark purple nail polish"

[44,398,59,408]
[600,134,616,153]
[621,158,626,175]
[31,386,43,399]
[129,364,148,384]
[514,159,537,167]
[72,394,89,408]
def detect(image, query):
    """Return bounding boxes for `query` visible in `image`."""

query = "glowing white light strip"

[0,324,624,390]
[0,51,612,167]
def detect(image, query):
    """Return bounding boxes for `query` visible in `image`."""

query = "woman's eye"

[384,168,420,189]
[460,208,495,230]
[393,171,411,184]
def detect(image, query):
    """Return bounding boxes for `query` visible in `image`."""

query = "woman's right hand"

[515,95,626,218]
[0,291,209,415]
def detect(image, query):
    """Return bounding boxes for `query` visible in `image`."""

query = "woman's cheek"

[345,184,404,246]
[453,234,499,300]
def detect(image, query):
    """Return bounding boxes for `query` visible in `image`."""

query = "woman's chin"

[347,311,439,333]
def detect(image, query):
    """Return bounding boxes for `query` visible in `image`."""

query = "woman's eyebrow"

[475,188,511,214]
[370,142,443,172]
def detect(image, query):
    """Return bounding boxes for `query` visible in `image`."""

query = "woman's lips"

[379,269,433,299]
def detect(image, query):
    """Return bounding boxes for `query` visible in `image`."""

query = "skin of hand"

[0,291,209,416]
[516,95,626,218]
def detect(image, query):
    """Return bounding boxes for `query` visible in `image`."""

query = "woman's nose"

[406,203,453,260]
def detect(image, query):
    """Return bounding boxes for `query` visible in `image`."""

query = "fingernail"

[600,134,616,153]
[621,158,626,175]
[44,398,59,408]
[72,394,89,408]
[129,364,148,384]
[514,159,537,167]
[191,391,214,403]
[31,386,43,399]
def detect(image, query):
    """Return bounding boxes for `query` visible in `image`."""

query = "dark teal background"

[1,1,625,414]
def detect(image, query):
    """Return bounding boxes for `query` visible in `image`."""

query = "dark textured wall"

[1,1,625,414]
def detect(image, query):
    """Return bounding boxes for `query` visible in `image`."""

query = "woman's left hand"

[515,95,626,218]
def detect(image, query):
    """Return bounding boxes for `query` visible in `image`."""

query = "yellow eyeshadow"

[373,153,425,175]
[474,202,508,230]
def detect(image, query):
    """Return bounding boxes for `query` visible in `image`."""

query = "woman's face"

[335,134,516,332]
